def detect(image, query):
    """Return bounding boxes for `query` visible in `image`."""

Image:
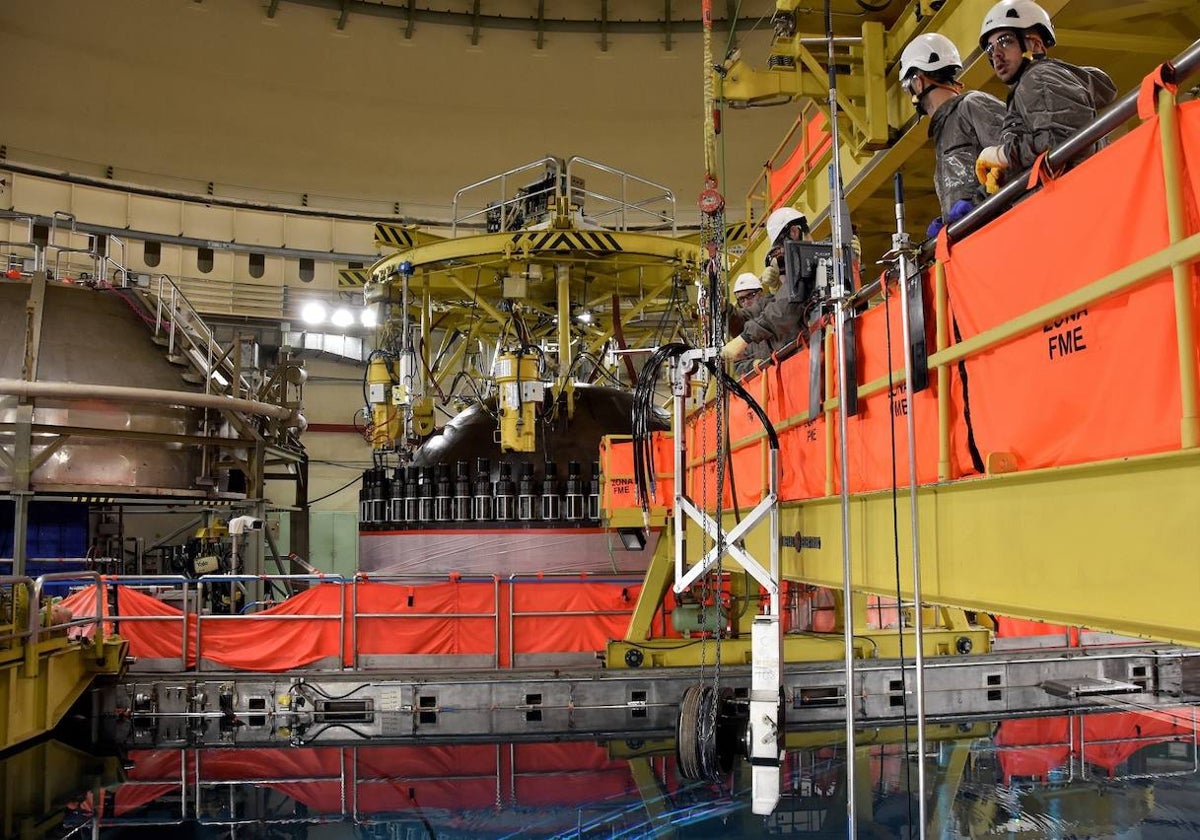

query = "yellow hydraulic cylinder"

[496,351,541,452]
[367,355,401,449]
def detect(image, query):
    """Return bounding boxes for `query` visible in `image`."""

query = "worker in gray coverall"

[721,207,810,372]
[899,32,1006,237]
[728,272,771,377]
[975,0,1116,192]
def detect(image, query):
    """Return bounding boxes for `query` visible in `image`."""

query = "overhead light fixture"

[330,307,353,328]
[301,301,327,325]
[577,310,593,324]
[360,307,378,328]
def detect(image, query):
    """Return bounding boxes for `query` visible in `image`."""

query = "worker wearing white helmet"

[899,32,1005,236]
[721,210,810,374]
[731,271,763,305]
[726,272,772,376]
[975,0,1115,193]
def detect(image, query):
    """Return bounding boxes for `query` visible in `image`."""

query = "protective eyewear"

[984,33,1019,57]
[735,290,760,304]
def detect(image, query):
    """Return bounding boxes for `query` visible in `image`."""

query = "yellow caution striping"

[374,223,417,249]
[507,230,625,253]
[338,269,371,288]
[725,221,750,242]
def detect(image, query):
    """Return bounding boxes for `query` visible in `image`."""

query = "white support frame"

[669,346,783,815]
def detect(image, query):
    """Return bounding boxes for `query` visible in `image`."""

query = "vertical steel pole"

[893,173,928,839]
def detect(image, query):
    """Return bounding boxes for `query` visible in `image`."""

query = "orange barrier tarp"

[63,578,638,671]
[769,111,832,209]
[835,278,976,493]
[942,101,1200,470]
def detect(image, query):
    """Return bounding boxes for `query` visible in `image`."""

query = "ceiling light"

[301,301,327,325]
[360,307,378,328]
[331,307,353,328]
[577,310,593,324]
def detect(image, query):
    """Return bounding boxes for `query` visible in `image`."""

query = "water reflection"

[13,704,1200,839]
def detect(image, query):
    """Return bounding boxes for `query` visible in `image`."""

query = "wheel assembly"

[676,683,746,780]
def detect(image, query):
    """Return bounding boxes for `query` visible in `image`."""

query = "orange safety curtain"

[354,580,497,661]
[508,580,639,659]
[65,579,638,670]
[941,101,1200,470]
[768,111,832,209]
[834,274,975,492]
[763,353,829,502]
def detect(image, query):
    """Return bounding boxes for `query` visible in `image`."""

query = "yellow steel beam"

[0,636,128,752]
[373,229,704,273]
[622,532,675,643]
[770,449,1200,646]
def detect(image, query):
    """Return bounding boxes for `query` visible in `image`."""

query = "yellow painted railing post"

[935,260,951,480]
[760,373,770,498]
[1158,87,1200,448]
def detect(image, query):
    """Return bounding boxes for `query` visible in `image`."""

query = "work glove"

[760,264,781,293]
[926,216,945,239]
[948,198,974,223]
[975,146,1009,194]
[721,335,748,361]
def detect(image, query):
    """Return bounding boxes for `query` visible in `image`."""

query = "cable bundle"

[631,342,691,516]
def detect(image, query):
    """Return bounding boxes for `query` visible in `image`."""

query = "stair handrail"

[150,273,253,398]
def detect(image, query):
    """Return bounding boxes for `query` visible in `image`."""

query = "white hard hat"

[765,207,807,248]
[732,272,762,294]
[899,33,963,82]
[979,0,1055,50]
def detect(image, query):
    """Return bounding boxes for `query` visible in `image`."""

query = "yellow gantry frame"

[614,87,1200,658]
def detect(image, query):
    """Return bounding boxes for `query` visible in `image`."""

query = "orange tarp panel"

[763,354,829,501]
[996,617,1072,641]
[834,277,975,493]
[1082,710,1197,773]
[769,111,831,209]
[354,580,496,660]
[942,103,1200,470]
[510,580,639,656]
[66,579,634,671]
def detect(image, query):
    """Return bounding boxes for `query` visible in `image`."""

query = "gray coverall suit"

[930,90,1006,220]
[1000,57,1117,172]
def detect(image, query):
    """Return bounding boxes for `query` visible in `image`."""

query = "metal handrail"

[352,572,502,669]
[104,576,193,670]
[0,576,36,646]
[565,156,677,233]
[149,273,254,397]
[194,574,345,672]
[452,156,561,236]
[17,572,643,673]
[0,212,40,270]
[32,570,104,646]
[506,572,640,666]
